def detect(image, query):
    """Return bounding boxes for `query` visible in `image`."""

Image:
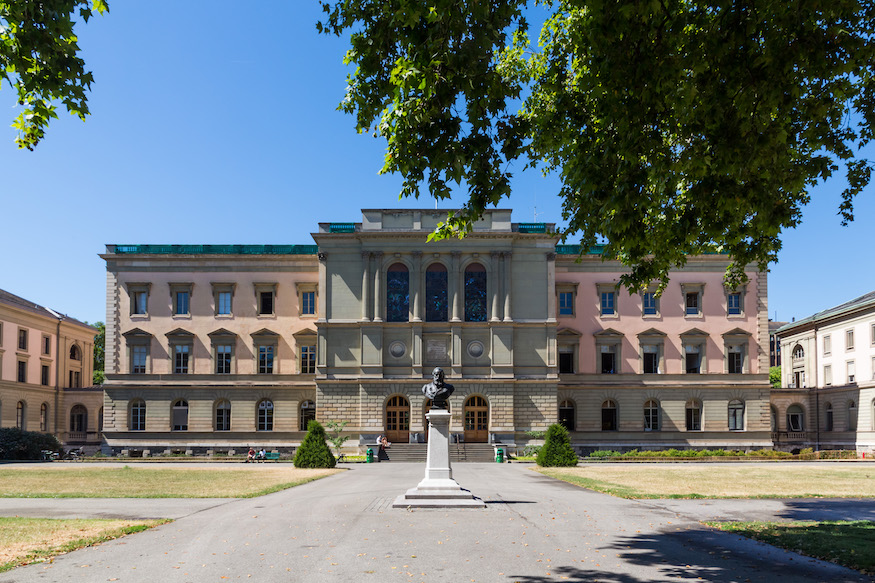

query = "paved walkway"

[1,463,872,582]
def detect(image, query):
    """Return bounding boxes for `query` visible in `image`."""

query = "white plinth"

[393,409,485,508]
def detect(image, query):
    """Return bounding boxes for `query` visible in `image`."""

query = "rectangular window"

[847,329,855,350]
[132,345,147,374]
[559,348,575,374]
[41,364,50,386]
[133,291,148,315]
[685,292,700,316]
[871,323,875,345]
[17,360,26,383]
[685,345,701,373]
[727,293,741,315]
[216,344,232,374]
[217,291,232,315]
[42,336,51,355]
[686,406,701,431]
[643,352,659,374]
[258,345,274,374]
[73,371,80,388]
[848,360,856,384]
[174,291,190,315]
[824,335,831,355]
[301,345,316,374]
[302,291,316,315]
[558,292,574,316]
[174,344,190,374]
[600,345,617,374]
[259,291,274,315]
[824,365,832,386]
[728,346,743,374]
[216,405,230,431]
[600,292,615,316]
[642,292,658,315]
[18,329,27,350]
[788,413,803,432]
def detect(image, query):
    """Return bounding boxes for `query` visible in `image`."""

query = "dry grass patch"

[536,464,875,498]
[0,517,168,572]
[0,467,342,498]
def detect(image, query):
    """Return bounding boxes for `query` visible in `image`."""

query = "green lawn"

[0,466,342,498]
[707,520,875,575]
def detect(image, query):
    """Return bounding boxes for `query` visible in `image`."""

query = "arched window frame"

[300,400,316,431]
[171,399,188,431]
[386,262,410,322]
[644,399,660,431]
[215,399,231,431]
[825,402,834,431]
[40,402,49,432]
[558,399,576,432]
[424,262,448,322]
[464,262,488,322]
[257,399,274,431]
[685,399,702,431]
[728,399,744,431]
[601,399,618,431]
[130,399,146,431]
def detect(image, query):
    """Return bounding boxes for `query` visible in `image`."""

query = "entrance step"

[377,443,496,463]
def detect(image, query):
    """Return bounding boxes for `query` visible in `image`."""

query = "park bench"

[255,452,281,462]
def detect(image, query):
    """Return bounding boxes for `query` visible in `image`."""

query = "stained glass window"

[464,263,487,322]
[386,263,409,322]
[425,263,448,322]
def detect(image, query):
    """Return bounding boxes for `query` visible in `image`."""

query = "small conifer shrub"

[293,420,336,468]
[536,423,578,467]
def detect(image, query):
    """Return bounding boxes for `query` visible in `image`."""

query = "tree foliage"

[293,420,336,468]
[769,366,781,389]
[0,427,61,460]
[92,320,105,385]
[319,0,874,289]
[536,423,578,467]
[0,0,108,149]
[325,420,351,456]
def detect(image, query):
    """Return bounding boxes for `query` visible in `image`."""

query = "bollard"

[366,447,374,463]
[496,448,504,463]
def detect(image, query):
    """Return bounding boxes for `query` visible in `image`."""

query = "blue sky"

[1,2,872,327]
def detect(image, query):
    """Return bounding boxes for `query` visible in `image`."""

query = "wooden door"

[463,396,488,443]
[386,395,410,443]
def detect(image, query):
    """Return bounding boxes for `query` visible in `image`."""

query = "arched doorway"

[69,405,87,438]
[386,395,410,444]
[464,396,488,442]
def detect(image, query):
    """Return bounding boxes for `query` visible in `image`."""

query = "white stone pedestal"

[393,409,485,508]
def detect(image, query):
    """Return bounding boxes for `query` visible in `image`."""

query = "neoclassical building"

[775,291,875,453]
[100,209,772,454]
[0,288,100,449]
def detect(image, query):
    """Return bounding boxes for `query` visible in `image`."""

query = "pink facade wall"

[556,258,763,375]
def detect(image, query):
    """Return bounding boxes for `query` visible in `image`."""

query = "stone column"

[546,252,557,323]
[373,251,383,322]
[490,251,501,321]
[451,251,462,322]
[411,251,422,322]
[361,252,371,321]
[503,252,513,322]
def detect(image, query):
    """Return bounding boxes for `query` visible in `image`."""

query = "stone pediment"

[293,327,318,338]
[680,327,708,337]
[722,327,752,337]
[637,327,667,337]
[557,327,582,338]
[165,328,194,338]
[594,328,624,337]
[208,328,237,338]
[250,328,279,338]
[122,327,152,338]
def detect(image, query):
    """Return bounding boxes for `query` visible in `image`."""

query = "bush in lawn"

[536,424,578,467]
[293,420,336,468]
[0,428,61,460]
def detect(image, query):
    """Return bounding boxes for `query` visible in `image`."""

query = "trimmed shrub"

[293,420,336,468]
[0,428,61,460]
[536,424,578,467]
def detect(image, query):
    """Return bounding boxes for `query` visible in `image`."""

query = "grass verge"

[0,517,169,573]
[706,520,875,575]
[0,467,342,498]
[535,464,875,498]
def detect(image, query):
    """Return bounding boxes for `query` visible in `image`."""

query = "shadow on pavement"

[777,499,875,522]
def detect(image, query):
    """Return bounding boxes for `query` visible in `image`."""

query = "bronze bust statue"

[422,367,454,409]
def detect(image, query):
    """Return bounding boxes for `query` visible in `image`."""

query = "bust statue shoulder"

[422,367,454,409]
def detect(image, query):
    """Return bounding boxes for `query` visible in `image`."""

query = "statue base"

[393,409,485,508]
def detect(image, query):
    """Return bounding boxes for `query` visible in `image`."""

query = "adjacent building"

[100,209,772,455]
[775,291,875,452]
[0,288,100,448]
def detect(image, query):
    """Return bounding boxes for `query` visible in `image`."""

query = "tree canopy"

[0,0,108,150]
[318,0,874,289]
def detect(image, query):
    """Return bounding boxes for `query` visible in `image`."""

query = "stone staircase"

[378,443,497,463]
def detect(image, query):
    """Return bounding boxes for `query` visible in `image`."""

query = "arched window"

[787,404,804,432]
[40,403,49,432]
[792,345,804,359]
[130,399,146,431]
[300,400,316,431]
[464,263,487,322]
[644,399,659,431]
[172,400,188,431]
[825,402,834,431]
[70,345,81,361]
[215,400,231,431]
[848,401,858,431]
[386,263,409,322]
[16,401,26,429]
[601,400,618,431]
[685,400,702,431]
[425,263,448,322]
[559,400,575,432]
[728,400,744,431]
[257,399,274,431]
[70,405,87,434]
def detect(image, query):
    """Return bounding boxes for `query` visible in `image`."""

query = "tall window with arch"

[386,263,409,322]
[644,399,659,431]
[40,403,49,432]
[425,263,448,322]
[464,263,487,322]
[728,400,744,430]
[601,400,618,431]
[69,345,81,361]
[172,400,188,431]
[558,400,575,432]
[215,400,231,431]
[130,399,146,431]
[257,399,274,431]
[685,400,702,431]
[70,404,87,434]
[300,400,316,431]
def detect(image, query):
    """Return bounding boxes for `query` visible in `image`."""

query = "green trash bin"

[366,448,374,463]
[496,448,504,463]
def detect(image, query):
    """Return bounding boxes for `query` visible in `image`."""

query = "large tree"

[0,0,108,150]
[318,0,874,289]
